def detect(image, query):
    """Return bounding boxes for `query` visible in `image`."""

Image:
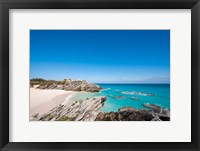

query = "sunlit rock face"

[31,78,102,92]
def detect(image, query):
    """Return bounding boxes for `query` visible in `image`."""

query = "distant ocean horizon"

[70,83,170,112]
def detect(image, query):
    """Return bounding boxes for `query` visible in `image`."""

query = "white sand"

[30,88,77,117]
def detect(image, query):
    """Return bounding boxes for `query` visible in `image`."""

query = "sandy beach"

[30,88,77,117]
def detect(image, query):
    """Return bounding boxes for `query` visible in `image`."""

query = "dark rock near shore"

[143,103,170,119]
[95,104,170,121]
[143,103,161,110]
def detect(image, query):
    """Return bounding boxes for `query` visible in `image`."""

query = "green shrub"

[58,116,76,121]
[30,78,46,82]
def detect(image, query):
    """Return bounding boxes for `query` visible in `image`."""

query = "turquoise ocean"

[71,84,170,112]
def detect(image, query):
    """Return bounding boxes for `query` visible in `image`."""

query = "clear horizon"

[30,30,170,84]
[30,78,170,84]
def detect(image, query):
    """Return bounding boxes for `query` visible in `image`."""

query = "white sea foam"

[101,88,110,91]
[121,91,155,96]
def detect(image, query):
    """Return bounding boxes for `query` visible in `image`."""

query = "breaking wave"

[101,88,111,91]
[121,91,155,96]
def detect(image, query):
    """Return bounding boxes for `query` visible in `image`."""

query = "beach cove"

[30,79,170,121]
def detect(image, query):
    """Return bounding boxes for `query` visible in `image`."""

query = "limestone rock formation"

[95,104,170,121]
[31,96,106,121]
[31,78,102,92]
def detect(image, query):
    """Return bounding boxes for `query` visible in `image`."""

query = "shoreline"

[61,93,77,105]
[30,88,78,117]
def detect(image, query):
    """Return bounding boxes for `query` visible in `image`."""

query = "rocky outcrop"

[131,97,140,100]
[113,96,126,99]
[30,91,170,121]
[31,96,106,121]
[121,91,155,96]
[31,78,102,92]
[95,104,170,121]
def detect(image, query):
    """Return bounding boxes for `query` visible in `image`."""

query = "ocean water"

[70,84,170,112]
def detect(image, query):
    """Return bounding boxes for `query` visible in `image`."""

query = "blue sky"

[30,30,170,84]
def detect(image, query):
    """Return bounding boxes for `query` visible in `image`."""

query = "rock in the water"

[118,106,138,112]
[145,93,155,96]
[95,105,170,121]
[143,103,161,110]
[31,96,107,121]
[131,97,140,100]
[113,96,126,99]
[121,91,155,96]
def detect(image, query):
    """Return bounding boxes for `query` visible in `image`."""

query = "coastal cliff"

[30,78,102,92]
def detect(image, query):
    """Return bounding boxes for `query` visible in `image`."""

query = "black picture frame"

[0,0,199,151]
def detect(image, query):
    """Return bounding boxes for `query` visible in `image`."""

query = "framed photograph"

[0,0,199,151]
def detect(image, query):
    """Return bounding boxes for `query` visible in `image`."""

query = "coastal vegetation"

[30,78,102,92]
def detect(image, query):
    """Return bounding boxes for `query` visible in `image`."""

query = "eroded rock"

[31,96,106,121]
[95,104,170,121]
[31,78,102,92]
